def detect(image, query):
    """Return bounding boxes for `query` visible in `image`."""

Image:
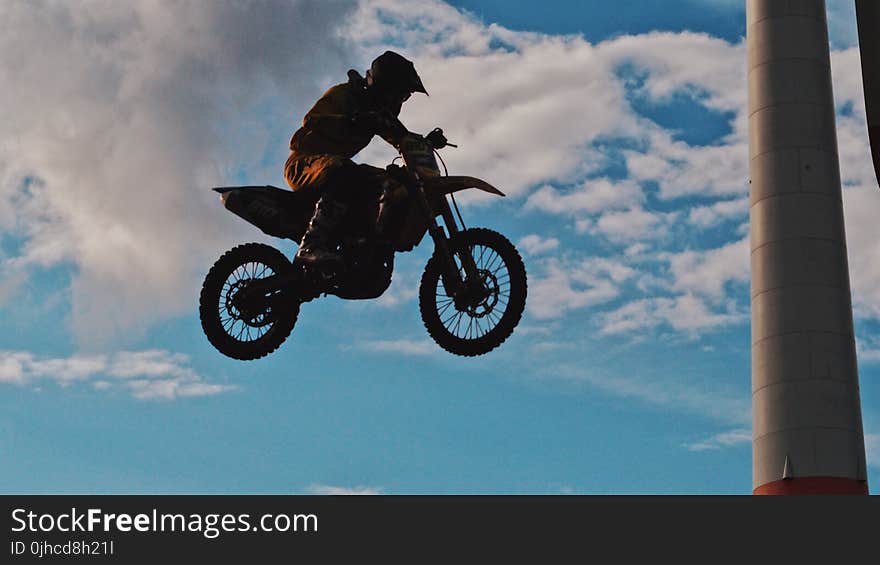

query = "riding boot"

[294,195,348,268]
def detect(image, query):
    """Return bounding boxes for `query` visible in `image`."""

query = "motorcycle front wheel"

[419,228,527,357]
[199,243,299,360]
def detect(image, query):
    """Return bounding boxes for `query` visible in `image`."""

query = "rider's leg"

[295,184,350,267]
[292,158,369,267]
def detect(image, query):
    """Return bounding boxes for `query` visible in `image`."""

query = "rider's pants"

[284,153,384,234]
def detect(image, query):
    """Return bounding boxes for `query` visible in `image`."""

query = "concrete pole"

[748,0,868,495]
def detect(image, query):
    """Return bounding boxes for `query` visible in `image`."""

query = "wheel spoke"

[477,245,487,270]
[452,311,465,337]
[437,300,455,317]
[474,315,485,337]
[442,308,461,326]
[484,251,503,273]
[473,247,484,266]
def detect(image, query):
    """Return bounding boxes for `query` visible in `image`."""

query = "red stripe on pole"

[754,477,869,495]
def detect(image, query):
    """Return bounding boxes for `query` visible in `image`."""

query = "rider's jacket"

[288,73,399,160]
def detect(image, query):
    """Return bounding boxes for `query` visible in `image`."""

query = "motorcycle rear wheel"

[199,243,299,360]
[419,228,527,357]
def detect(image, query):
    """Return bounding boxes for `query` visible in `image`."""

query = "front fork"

[412,182,480,297]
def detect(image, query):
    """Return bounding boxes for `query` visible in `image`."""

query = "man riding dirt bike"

[200,52,528,360]
[285,51,427,269]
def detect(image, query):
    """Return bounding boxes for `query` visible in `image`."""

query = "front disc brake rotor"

[452,269,499,317]
[226,279,273,326]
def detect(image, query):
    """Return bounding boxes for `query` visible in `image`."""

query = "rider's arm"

[301,84,411,144]
[374,113,411,148]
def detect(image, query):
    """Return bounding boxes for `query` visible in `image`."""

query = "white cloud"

[530,341,574,354]
[829,47,880,323]
[518,234,559,256]
[525,179,643,216]
[0,353,27,385]
[351,2,748,207]
[105,350,197,379]
[646,294,745,334]
[127,379,235,401]
[28,355,109,383]
[666,237,749,298]
[607,33,749,201]
[591,206,673,243]
[624,243,651,258]
[306,484,383,495]
[0,349,234,400]
[856,336,880,365]
[600,294,745,336]
[597,299,657,335]
[0,0,357,346]
[599,31,746,115]
[514,324,557,337]
[527,238,748,333]
[866,434,880,469]
[571,236,750,338]
[683,428,751,451]
[827,0,859,49]
[357,338,437,356]
[687,197,749,229]
[623,132,748,201]
[374,268,419,308]
[529,257,636,319]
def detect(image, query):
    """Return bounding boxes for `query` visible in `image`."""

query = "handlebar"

[367,112,458,150]
[425,127,456,149]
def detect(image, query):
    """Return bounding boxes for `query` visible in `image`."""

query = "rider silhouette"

[284,51,428,268]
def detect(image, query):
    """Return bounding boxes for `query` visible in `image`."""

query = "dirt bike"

[199,121,527,360]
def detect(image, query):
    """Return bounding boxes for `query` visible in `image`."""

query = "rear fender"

[211,185,313,240]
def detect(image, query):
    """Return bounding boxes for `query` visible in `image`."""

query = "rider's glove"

[425,128,449,149]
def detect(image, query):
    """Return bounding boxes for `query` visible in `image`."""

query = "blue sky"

[1,0,877,494]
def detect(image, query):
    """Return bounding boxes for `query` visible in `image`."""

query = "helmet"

[366,51,428,97]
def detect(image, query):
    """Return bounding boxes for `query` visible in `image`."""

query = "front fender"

[421,176,505,197]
